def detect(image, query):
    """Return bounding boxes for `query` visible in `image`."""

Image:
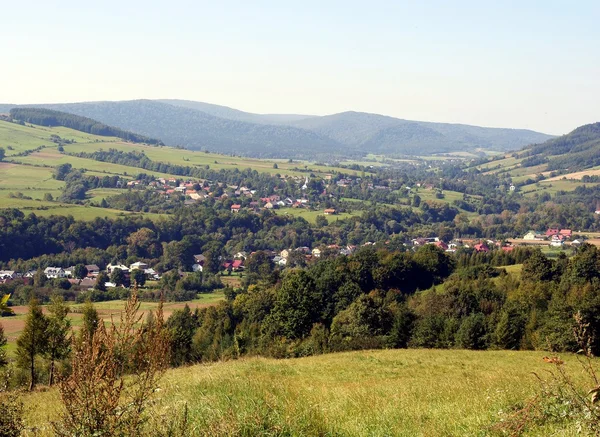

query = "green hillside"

[21,348,585,436]
[0,119,355,220]
[468,122,600,197]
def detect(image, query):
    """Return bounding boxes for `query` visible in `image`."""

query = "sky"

[2,0,599,135]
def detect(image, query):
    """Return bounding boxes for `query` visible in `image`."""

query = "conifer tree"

[16,299,48,391]
[45,295,71,386]
[80,300,100,342]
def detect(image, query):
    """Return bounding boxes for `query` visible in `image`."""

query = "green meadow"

[20,348,589,436]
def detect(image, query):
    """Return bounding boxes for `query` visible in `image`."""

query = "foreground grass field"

[20,348,587,436]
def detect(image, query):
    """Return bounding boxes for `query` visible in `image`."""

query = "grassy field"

[1,292,225,356]
[19,348,589,436]
[275,208,362,224]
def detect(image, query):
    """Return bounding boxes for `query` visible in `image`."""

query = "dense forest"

[9,108,164,145]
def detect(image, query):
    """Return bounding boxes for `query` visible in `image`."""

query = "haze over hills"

[1,99,554,160]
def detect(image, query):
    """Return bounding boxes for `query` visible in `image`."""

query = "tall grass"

[20,349,591,436]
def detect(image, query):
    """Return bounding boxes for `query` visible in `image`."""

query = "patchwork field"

[19,348,590,436]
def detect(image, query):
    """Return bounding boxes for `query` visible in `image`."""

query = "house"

[193,254,206,265]
[502,246,515,253]
[0,271,16,280]
[144,268,160,280]
[79,277,96,289]
[44,267,66,279]
[106,263,129,274]
[231,260,244,271]
[64,266,76,277]
[231,204,242,213]
[277,258,287,267]
[434,241,448,250]
[551,240,564,248]
[192,264,203,273]
[523,231,538,241]
[234,252,248,260]
[546,228,560,237]
[280,249,291,259]
[312,248,322,258]
[473,243,489,253]
[264,202,275,209]
[559,229,572,238]
[595,210,600,215]
[130,262,149,271]
[572,239,582,246]
[509,184,516,191]
[324,209,336,215]
[85,265,100,276]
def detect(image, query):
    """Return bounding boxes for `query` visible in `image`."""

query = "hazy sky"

[2,1,599,134]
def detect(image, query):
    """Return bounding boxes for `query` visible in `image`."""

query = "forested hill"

[9,107,164,145]
[156,99,314,125]
[521,122,600,171]
[24,100,350,161]
[1,100,554,159]
[289,111,554,156]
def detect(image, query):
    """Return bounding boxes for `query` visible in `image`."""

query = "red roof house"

[474,243,489,253]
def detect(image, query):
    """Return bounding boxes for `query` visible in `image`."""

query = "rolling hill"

[290,111,554,156]
[523,122,600,171]
[1,100,554,159]
[157,99,314,125]
[26,100,349,161]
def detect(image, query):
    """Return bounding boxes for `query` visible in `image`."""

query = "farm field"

[60,138,355,178]
[521,179,600,197]
[1,292,225,355]
[0,120,122,156]
[274,208,361,224]
[20,348,589,436]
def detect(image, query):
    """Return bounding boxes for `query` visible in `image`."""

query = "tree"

[53,163,73,181]
[45,295,71,385]
[16,298,48,391]
[166,304,198,366]
[0,323,8,367]
[110,268,126,287]
[456,313,487,350]
[73,264,87,280]
[0,147,5,162]
[315,215,328,228]
[521,250,554,282]
[43,192,54,202]
[95,272,109,291]
[131,269,146,287]
[80,301,100,341]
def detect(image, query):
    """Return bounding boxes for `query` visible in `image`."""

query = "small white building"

[44,267,66,279]
[106,264,130,274]
[130,262,149,271]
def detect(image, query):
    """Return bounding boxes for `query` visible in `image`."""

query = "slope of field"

[21,348,586,436]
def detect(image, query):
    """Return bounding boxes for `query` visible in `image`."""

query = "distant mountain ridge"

[0,99,554,160]
[157,99,314,125]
